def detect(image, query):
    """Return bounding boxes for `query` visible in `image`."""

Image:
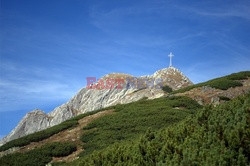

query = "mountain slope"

[0,96,201,166]
[175,71,250,105]
[0,71,249,166]
[0,67,192,146]
[72,93,250,166]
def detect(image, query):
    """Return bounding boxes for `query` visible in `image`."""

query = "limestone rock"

[0,110,51,146]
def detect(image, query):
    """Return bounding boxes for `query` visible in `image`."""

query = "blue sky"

[0,0,250,138]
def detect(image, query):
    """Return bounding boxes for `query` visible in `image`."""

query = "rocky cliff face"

[1,110,51,145]
[0,67,192,146]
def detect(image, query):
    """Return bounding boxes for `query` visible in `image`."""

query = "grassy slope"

[0,142,77,166]
[79,96,201,157]
[0,96,201,166]
[0,107,114,152]
[172,71,250,94]
[73,93,250,166]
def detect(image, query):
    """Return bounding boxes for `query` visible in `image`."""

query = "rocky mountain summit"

[0,67,192,146]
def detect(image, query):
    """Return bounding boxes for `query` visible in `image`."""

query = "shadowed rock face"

[0,67,192,146]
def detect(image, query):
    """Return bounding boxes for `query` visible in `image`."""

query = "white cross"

[168,52,174,67]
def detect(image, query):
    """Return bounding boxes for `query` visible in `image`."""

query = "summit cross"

[168,52,174,67]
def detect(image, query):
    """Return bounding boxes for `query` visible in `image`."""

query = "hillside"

[0,71,249,166]
[173,71,250,105]
[74,93,250,166]
[0,67,192,146]
[0,96,201,165]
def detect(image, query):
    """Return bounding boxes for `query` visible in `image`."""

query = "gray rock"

[201,86,214,93]
[211,96,220,106]
[0,109,51,146]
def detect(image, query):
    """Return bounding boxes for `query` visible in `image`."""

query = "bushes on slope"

[0,120,78,152]
[0,106,115,152]
[0,142,77,166]
[76,94,249,166]
[218,95,231,101]
[172,71,250,94]
[162,85,173,93]
[79,96,201,157]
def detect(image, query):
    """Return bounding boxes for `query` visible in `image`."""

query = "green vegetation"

[219,95,231,101]
[162,85,173,93]
[39,142,77,157]
[74,94,250,166]
[0,142,76,166]
[80,96,201,156]
[0,106,115,152]
[172,71,250,94]
[226,71,250,80]
[0,121,78,152]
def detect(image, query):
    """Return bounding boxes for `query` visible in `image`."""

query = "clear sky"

[0,0,250,138]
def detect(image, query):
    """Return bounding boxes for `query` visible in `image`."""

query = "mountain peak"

[27,109,46,115]
[152,67,193,90]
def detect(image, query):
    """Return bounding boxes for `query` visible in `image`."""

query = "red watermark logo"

[86,77,163,90]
